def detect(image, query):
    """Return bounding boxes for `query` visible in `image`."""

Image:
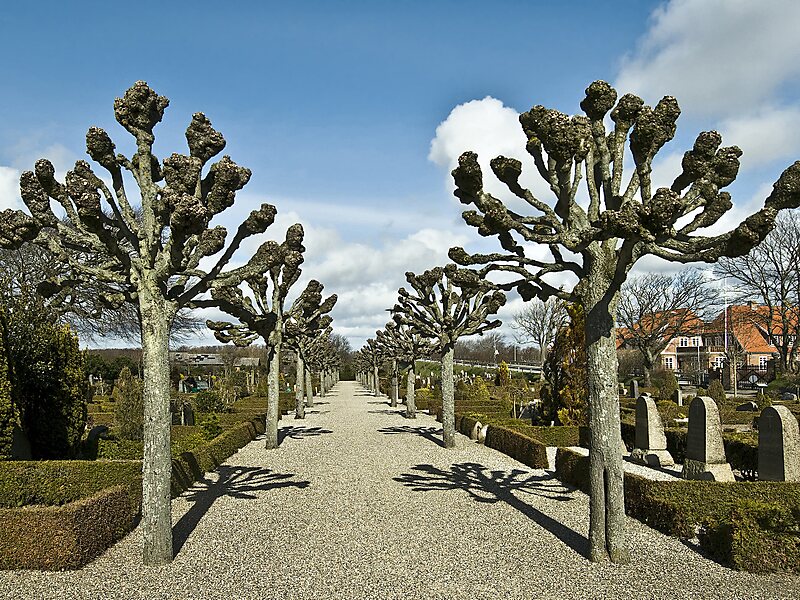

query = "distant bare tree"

[511,297,566,366]
[716,211,800,374]
[617,270,718,385]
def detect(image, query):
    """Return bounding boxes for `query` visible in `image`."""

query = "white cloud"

[720,107,800,169]
[616,0,800,118]
[0,166,23,211]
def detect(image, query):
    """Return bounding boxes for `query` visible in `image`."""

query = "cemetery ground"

[1,382,798,599]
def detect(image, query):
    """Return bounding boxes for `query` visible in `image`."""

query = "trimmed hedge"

[171,416,266,496]
[484,425,548,469]
[555,447,800,572]
[699,500,800,573]
[0,461,142,570]
[0,484,141,570]
[0,413,266,570]
[0,460,142,508]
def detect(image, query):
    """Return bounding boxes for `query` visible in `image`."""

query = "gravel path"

[2,381,798,599]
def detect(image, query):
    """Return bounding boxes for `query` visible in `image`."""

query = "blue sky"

[2,1,800,349]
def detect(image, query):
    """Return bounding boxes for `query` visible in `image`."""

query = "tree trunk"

[584,283,628,564]
[295,354,305,419]
[373,365,380,397]
[406,363,416,418]
[442,346,455,448]
[138,284,175,566]
[642,349,654,387]
[305,368,313,407]
[265,343,280,449]
[390,360,398,407]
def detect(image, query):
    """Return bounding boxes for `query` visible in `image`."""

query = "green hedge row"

[447,412,548,469]
[0,484,141,570]
[0,413,266,570]
[171,416,266,496]
[0,460,142,508]
[555,447,800,573]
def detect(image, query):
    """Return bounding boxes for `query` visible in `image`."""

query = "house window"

[664,357,674,370]
[691,337,700,347]
[759,356,768,370]
[713,356,724,369]
[679,338,688,347]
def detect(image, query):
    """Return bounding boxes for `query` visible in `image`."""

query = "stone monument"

[631,395,674,467]
[758,405,800,482]
[682,396,734,481]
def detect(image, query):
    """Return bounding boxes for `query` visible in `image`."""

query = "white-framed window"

[664,357,675,369]
[713,356,724,369]
[691,337,700,347]
[759,356,768,370]
[679,337,689,347]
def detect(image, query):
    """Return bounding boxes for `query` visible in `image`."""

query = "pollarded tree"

[448,80,800,562]
[391,264,506,447]
[617,270,717,385]
[375,326,402,407]
[382,320,435,418]
[283,280,337,418]
[202,224,305,449]
[361,338,382,397]
[0,81,289,565]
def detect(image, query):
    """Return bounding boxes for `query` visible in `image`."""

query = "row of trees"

[0,82,342,565]
[357,80,800,564]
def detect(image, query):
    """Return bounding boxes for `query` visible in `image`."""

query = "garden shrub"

[200,413,223,440]
[0,347,14,458]
[707,380,726,404]
[656,370,678,401]
[113,367,143,440]
[194,389,225,413]
[483,424,548,469]
[1,313,87,459]
[468,377,490,403]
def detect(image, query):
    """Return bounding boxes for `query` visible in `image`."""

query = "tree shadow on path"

[278,425,333,445]
[173,466,310,557]
[378,425,445,448]
[394,462,587,557]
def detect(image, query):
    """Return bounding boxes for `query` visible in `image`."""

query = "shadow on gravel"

[394,462,586,557]
[304,410,330,416]
[278,425,333,445]
[173,466,310,557]
[378,425,445,448]
[368,409,405,416]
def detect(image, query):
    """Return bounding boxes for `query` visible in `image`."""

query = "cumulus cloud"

[0,166,23,211]
[428,96,553,207]
[616,0,800,117]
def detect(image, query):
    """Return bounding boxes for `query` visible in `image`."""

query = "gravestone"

[631,395,674,467]
[736,400,758,412]
[471,421,482,441]
[758,405,800,481]
[618,383,626,397]
[629,380,639,399]
[673,388,683,407]
[781,392,798,402]
[682,396,735,481]
[182,404,196,426]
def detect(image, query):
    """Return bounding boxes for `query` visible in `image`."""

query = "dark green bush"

[699,499,800,573]
[113,368,143,441]
[194,389,225,413]
[707,380,726,405]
